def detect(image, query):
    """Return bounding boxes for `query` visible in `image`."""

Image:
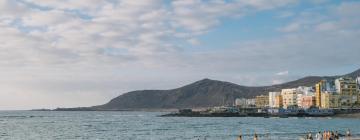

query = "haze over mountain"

[55,68,360,111]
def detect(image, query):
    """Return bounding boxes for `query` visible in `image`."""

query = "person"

[324,131,328,140]
[346,129,351,137]
[346,129,351,140]
[323,131,327,140]
[334,131,339,140]
[254,133,258,140]
[315,131,322,140]
[237,135,242,140]
[330,131,335,140]
[307,132,313,140]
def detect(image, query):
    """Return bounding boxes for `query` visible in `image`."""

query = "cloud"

[336,1,360,17]
[315,22,337,31]
[276,71,289,76]
[279,22,301,32]
[187,38,201,46]
[171,0,298,34]
[276,11,295,18]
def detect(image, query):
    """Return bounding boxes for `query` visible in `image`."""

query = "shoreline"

[26,108,360,118]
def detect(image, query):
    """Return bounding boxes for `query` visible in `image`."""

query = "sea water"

[0,111,359,140]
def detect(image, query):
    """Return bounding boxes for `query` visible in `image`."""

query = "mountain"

[56,68,360,111]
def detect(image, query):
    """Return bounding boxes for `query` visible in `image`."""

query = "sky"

[0,0,360,110]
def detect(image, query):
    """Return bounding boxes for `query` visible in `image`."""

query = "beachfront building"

[235,98,247,107]
[255,95,269,108]
[315,80,335,107]
[275,95,283,108]
[298,95,316,109]
[297,86,315,96]
[281,88,297,109]
[296,86,315,108]
[245,98,256,107]
[297,93,303,108]
[315,81,323,107]
[335,77,359,106]
[320,91,340,108]
[269,92,280,108]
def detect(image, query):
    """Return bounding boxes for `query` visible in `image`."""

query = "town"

[163,76,360,117]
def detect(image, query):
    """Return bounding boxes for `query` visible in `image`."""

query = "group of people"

[235,129,352,140]
[236,133,257,140]
[306,129,351,140]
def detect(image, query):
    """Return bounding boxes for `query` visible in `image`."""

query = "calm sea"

[0,111,359,140]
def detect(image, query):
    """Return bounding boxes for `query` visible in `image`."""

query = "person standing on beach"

[330,131,335,140]
[334,131,339,140]
[346,129,351,140]
[306,132,313,140]
[254,133,258,140]
[315,131,322,140]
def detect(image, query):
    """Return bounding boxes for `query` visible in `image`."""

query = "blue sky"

[0,0,359,109]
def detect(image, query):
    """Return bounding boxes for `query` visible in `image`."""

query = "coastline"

[29,107,360,119]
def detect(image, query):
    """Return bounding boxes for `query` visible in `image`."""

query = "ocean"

[0,111,359,140]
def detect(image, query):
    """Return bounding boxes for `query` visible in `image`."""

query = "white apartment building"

[269,92,280,108]
[246,98,256,107]
[296,86,315,96]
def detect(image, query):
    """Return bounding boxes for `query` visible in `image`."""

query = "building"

[269,92,280,108]
[320,91,340,108]
[245,98,256,107]
[235,98,247,107]
[335,77,359,106]
[298,96,316,109]
[275,95,283,108]
[315,80,335,107]
[297,93,303,108]
[296,86,315,96]
[255,95,269,108]
[296,86,314,108]
[315,81,323,107]
[281,88,297,109]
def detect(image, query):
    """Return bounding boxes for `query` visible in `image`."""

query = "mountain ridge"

[56,68,360,111]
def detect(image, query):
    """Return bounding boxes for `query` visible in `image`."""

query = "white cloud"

[171,0,298,34]
[187,38,201,46]
[279,22,301,32]
[336,1,360,17]
[315,22,337,31]
[276,71,289,76]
